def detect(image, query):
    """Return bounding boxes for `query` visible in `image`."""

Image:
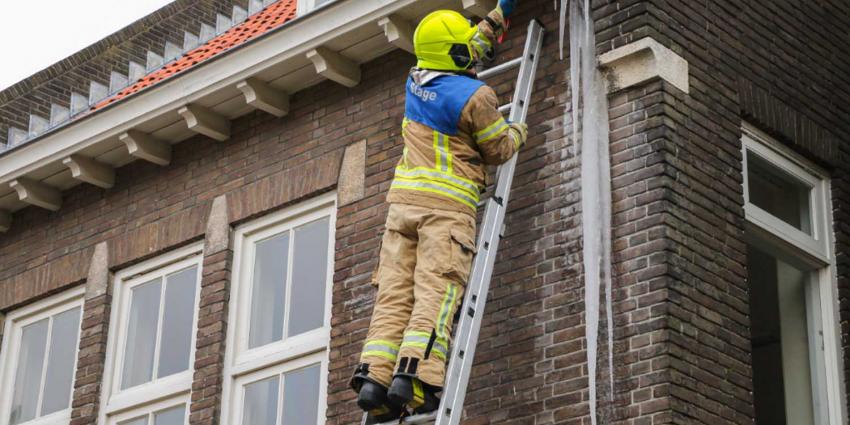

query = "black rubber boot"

[387,375,440,413]
[357,381,389,411]
[387,375,414,406]
[350,364,405,422]
[359,382,404,423]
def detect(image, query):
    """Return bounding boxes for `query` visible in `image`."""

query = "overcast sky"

[0,0,176,90]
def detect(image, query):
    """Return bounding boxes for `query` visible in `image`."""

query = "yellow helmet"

[414,10,488,71]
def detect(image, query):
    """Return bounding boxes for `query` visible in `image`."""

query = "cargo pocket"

[444,227,477,284]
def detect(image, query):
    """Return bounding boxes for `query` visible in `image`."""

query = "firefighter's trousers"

[360,203,477,389]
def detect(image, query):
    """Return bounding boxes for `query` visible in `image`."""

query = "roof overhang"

[0,0,497,231]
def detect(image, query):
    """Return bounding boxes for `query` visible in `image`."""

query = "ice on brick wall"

[560,1,614,423]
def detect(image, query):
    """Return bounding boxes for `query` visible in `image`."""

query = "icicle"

[559,0,568,59]
[561,1,614,423]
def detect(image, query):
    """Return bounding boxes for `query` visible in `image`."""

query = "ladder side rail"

[433,20,544,425]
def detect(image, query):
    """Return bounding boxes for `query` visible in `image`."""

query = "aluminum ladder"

[365,18,545,425]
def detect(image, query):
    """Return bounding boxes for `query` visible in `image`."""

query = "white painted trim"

[221,192,336,425]
[462,0,497,18]
[306,47,361,88]
[99,244,203,424]
[0,286,85,425]
[378,15,415,54]
[227,351,328,425]
[237,78,290,118]
[741,124,847,425]
[742,129,831,263]
[120,131,171,166]
[0,0,418,186]
[598,37,689,94]
[105,394,189,425]
[63,154,116,189]
[819,177,849,425]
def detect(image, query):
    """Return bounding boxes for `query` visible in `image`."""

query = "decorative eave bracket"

[598,37,689,95]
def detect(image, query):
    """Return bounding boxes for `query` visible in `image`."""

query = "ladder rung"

[498,104,512,113]
[477,56,522,79]
[370,412,436,425]
[403,412,438,424]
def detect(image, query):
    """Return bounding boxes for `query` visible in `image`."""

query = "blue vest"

[405,74,485,136]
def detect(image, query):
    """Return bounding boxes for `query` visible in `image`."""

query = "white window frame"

[229,351,327,425]
[106,395,189,425]
[742,123,848,425]
[221,192,335,425]
[99,243,204,425]
[0,286,84,425]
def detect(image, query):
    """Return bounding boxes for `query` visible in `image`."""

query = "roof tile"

[93,0,297,112]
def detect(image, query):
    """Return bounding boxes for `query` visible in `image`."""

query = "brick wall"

[0,1,847,424]
[597,0,850,423]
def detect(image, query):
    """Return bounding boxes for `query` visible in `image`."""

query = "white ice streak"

[561,1,614,424]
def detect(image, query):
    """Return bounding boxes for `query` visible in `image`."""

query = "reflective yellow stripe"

[508,126,522,149]
[433,131,450,173]
[402,117,411,138]
[399,341,446,360]
[442,132,453,173]
[361,339,400,362]
[391,179,478,209]
[365,339,400,350]
[394,166,479,199]
[475,117,509,143]
[470,30,492,58]
[362,350,397,361]
[433,131,442,171]
[410,379,426,408]
[402,332,448,358]
[437,284,459,342]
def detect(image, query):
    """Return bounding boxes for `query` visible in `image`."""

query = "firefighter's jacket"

[387,71,523,216]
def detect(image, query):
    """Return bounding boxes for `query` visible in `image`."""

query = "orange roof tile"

[93,0,297,111]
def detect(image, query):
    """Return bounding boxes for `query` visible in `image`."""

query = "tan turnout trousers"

[361,203,477,388]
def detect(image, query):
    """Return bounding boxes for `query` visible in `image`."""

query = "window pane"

[747,151,813,234]
[749,245,818,425]
[158,267,198,378]
[154,405,186,425]
[288,218,329,337]
[119,416,148,425]
[242,376,280,425]
[40,307,82,415]
[122,279,162,390]
[249,233,289,348]
[282,364,321,425]
[10,319,49,425]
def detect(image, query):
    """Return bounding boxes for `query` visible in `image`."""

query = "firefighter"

[351,0,526,420]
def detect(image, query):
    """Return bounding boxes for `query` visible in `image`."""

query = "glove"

[497,0,517,17]
[508,122,528,148]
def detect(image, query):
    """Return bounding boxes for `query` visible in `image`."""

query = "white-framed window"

[109,396,188,425]
[742,124,847,425]
[0,287,84,425]
[296,0,333,15]
[221,193,335,425]
[100,244,203,424]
